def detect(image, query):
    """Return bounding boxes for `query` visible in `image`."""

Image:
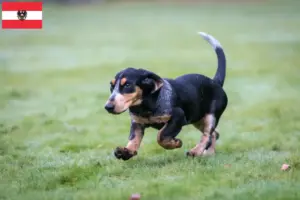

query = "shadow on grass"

[123,151,215,169]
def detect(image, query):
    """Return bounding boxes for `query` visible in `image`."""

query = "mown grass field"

[1,1,300,199]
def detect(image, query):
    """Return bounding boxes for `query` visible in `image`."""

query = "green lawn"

[1,1,300,200]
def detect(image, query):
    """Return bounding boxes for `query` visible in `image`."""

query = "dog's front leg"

[157,108,186,149]
[114,122,144,161]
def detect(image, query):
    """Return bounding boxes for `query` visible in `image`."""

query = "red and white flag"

[2,2,43,29]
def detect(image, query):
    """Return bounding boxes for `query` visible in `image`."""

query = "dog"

[104,32,228,161]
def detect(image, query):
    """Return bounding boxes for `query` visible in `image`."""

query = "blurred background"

[1,0,299,123]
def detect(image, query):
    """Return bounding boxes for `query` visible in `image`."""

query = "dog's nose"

[105,103,115,113]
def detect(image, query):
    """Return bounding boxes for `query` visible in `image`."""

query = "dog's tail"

[198,32,226,87]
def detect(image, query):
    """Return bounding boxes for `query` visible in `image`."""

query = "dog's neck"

[129,79,174,118]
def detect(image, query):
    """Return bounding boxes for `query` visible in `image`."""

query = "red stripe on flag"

[2,20,42,29]
[2,2,43,11]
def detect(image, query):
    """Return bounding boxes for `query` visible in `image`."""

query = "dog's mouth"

[104,98,140,115]
[108,109,127,115]
[105,90,142,114]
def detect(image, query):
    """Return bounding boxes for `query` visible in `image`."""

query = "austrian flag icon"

[2,2,43,29]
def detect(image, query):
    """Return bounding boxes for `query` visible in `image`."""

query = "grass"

[1,1,300,199]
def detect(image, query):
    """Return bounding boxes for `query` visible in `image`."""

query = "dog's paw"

[114,147,137,161]
[186,150,196,157]
[186,149,204,158]
[174,138,183,148]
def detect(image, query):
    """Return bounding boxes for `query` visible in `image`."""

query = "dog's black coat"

[129,74,227,129]
[105,33,228,160]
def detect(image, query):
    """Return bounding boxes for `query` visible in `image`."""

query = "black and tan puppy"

[104,32,228,160]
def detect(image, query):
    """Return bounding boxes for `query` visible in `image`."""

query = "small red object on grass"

[281,164,290,171]
[130,193,141,200]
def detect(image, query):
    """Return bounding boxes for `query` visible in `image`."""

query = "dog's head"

[104,68,163,114]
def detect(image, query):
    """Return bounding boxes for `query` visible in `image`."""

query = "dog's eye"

[124,83,131,88]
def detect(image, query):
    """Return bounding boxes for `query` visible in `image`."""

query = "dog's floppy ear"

[137,69,164,95]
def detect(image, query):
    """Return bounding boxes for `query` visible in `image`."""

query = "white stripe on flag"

[2,11,42,20]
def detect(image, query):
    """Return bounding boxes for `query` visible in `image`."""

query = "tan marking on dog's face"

[111,79,116,85]
[120,78,127,86]
[130,114,171,125]
[113,86,143,113]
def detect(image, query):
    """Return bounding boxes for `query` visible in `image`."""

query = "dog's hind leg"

[188,92,227,157]
[203,130,219,156]
[187,114,217,157]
